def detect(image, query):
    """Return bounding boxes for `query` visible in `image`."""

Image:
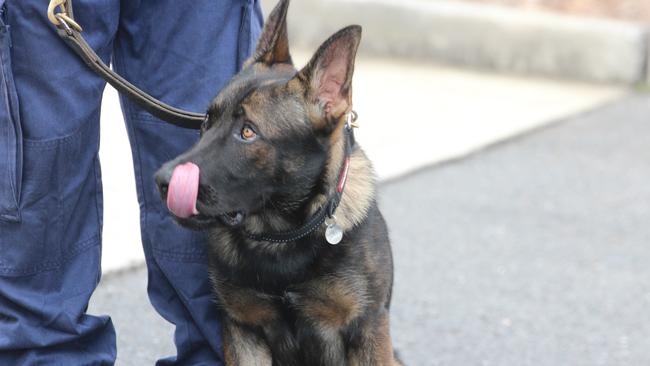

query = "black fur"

[155,1,401,364]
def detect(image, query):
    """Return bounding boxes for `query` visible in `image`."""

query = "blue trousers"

[0,0,262,364]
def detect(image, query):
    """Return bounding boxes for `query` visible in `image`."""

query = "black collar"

[244,121,355,244]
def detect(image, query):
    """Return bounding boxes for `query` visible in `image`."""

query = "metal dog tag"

[325,223,343,245]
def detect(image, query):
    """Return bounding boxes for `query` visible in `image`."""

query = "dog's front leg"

[222,317,272,366]
[284,291,349,366]
[261,320,303,366]
[347,310,401,366]
[295,318,346,366]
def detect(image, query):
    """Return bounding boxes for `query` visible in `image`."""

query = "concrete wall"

[263,0,649,84]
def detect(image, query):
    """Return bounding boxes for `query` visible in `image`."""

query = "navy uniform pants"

[0,0,262,364]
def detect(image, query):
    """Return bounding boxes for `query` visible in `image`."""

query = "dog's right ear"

[251,0,292,66]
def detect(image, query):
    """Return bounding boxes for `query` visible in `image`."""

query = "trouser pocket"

[0,1,22,223]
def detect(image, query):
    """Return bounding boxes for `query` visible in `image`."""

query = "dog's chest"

[208,231,369,329]
[212,268,366,332]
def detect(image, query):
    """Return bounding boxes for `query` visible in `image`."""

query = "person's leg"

[0,0,120,364]
[112,0,262,364]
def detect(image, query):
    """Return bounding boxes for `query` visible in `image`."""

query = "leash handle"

[48,0,206,130]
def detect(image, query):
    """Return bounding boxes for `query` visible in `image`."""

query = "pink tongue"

[167,162,200,218]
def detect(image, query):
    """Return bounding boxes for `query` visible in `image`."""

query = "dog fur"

[155,1,401,364]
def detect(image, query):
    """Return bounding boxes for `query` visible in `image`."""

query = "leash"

[47,0,206,130]
[48,0,361,244]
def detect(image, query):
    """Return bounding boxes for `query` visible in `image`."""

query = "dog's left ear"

[294,25,362,130]
[252,0,292,65]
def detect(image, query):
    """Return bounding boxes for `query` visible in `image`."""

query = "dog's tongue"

[167,162,200,218]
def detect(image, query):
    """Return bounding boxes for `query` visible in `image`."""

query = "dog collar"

[244,115,356,245]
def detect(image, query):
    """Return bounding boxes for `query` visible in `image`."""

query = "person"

[0,0,263,364]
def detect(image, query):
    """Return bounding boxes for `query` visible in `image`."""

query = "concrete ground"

[90,94,650,365]
[98,52,624,272]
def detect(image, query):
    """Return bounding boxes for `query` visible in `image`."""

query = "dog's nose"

[154,163,174,200]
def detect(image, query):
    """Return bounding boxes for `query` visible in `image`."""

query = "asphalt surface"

[90,94,650,365]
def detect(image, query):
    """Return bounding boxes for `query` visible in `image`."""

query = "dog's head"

[155,0,361,230]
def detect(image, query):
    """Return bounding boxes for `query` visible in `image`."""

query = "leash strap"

[48,0,206,130]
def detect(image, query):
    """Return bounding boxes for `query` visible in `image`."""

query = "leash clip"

[347,110,359,129]
[48,0,83,34]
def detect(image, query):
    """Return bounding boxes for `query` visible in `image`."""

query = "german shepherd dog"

[155,1,400,364]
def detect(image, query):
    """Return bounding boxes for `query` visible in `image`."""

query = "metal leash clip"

[47,0,83,34]
[348,110,359,129]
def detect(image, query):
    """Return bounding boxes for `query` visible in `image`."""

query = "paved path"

[90,94,650,365]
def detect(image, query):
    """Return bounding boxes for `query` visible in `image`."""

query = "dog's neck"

[242,119,376,241]
[306,121,376,232]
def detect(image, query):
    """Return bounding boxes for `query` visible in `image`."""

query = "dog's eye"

[240,125,257,141]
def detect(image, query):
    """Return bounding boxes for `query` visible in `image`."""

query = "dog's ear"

[252,0,292,65]
[294,25,362,130]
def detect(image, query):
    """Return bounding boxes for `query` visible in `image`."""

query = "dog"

[155,1,401,364]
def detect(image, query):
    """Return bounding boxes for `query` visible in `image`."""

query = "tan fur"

[348,311,398,366]
[285,77,305,97]
[223,318,273,366]
[338,147,376,230]
[290,274,368,328]
[281,155,305,174]
[241,85,308,138]
[374,313,397,365]
[243,211,295,236]
[313,326,346,364]
[242,93,285,137]
[248,143,276,173]
[308,117,376,232]
[214,282,279,326]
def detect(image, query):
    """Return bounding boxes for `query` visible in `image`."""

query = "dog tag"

[325,223,343,245]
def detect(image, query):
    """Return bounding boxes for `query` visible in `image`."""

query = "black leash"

[48,0,205,130]
[49,0,359,244]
